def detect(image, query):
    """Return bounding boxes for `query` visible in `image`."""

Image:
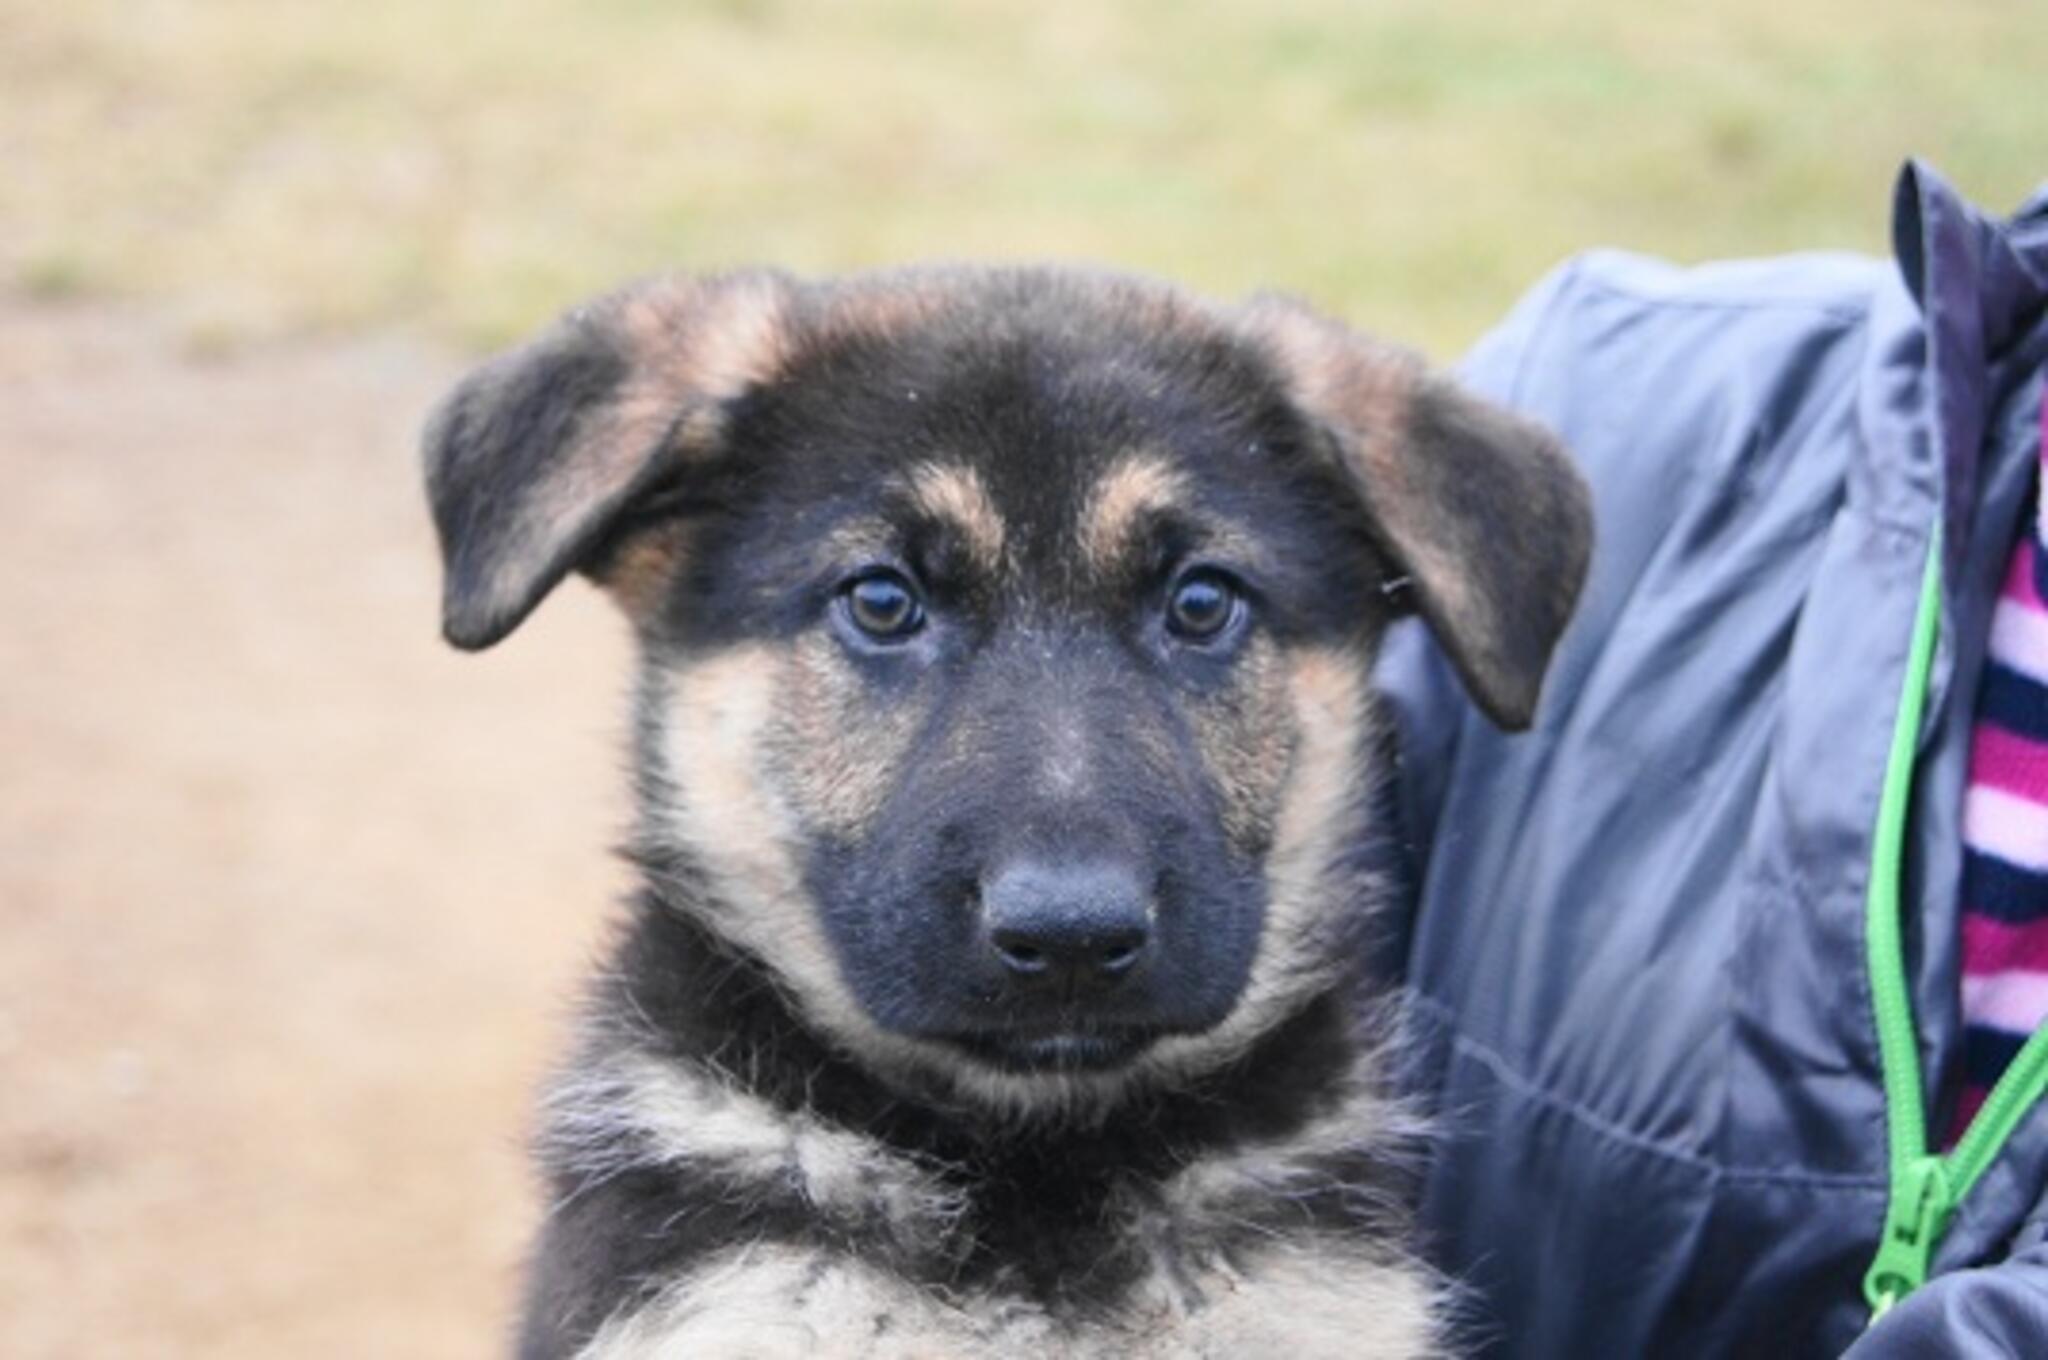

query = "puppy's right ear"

[1237,295,1591,730]
[422,271,793,650]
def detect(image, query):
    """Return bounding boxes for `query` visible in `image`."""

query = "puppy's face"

[426,268,1589,1114]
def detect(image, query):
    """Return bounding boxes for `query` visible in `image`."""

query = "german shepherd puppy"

[424,266,1590,1359]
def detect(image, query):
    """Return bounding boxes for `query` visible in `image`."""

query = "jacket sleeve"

[1843,1241,2048,1356]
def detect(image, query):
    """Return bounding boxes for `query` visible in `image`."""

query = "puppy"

[423,266,1590,1358]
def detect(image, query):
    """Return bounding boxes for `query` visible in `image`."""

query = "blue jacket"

[1380,162,2048,1356]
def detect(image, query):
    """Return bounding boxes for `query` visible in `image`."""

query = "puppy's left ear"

[1240,297,1592,730]
[423,271,793,650]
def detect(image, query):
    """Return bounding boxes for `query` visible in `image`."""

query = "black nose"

[982,860,1151,987]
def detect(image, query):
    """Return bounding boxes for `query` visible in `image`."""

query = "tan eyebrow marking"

[903,462,1006,571]
[1079,452,1192,570]
[815,515,894,562]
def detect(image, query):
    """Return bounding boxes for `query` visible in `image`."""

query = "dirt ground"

[0,304,632,1358]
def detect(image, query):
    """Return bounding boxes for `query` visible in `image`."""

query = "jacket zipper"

[1862,534,2048,1320]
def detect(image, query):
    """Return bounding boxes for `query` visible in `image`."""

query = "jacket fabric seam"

[1414,991,1890,1190]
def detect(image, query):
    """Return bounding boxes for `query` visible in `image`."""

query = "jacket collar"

[1869,161,2047,570]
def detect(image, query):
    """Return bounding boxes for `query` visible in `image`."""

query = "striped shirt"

[1949,395,2048,1145]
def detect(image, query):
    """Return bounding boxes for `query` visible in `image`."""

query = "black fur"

[426,318,635,649]
[423,265,1591,1358]
[520,891,1413,1358]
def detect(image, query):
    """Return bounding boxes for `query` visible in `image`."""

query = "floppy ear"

[422,270,793,650]
[1240,297,1592,730]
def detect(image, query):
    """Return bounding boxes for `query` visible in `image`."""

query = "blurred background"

[1,1,2041,1355]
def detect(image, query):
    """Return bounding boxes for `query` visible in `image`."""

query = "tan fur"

[652,644,875,1050]
[435,267,1538,1360]
[613,272,795,451]
[1235,297,1422,452]
[623,282,1394,1122]
[545,1051,964,1249]
[817,275,951,340]
[903,463,1007,574]
[597,522,692,624]
[651,643,1120,1119]
[548,1040,1425,1351]
[1146,645,1377,1082]
[483,273,793,631]
[575,1239,1435,1359]
[552,996,1438,1357]
[1230,299,1425,608]
[652,644,1092,1114]
[818,516,899,563]
[772,632,925,839]
[1235,293,1588,727]
[1077,453,1190,571]
[1237,645,1378,1017]
[612,513,897,636]
[649,641,1378,1124]
[1183,634,1296,852]
[573,1246,1026,1360]
[1163,1065,1418,1228]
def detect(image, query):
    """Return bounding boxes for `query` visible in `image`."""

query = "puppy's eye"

[844,571,926,641]
[1165,570,1241,641]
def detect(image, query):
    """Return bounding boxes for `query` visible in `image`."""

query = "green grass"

[2,0,2040,356]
